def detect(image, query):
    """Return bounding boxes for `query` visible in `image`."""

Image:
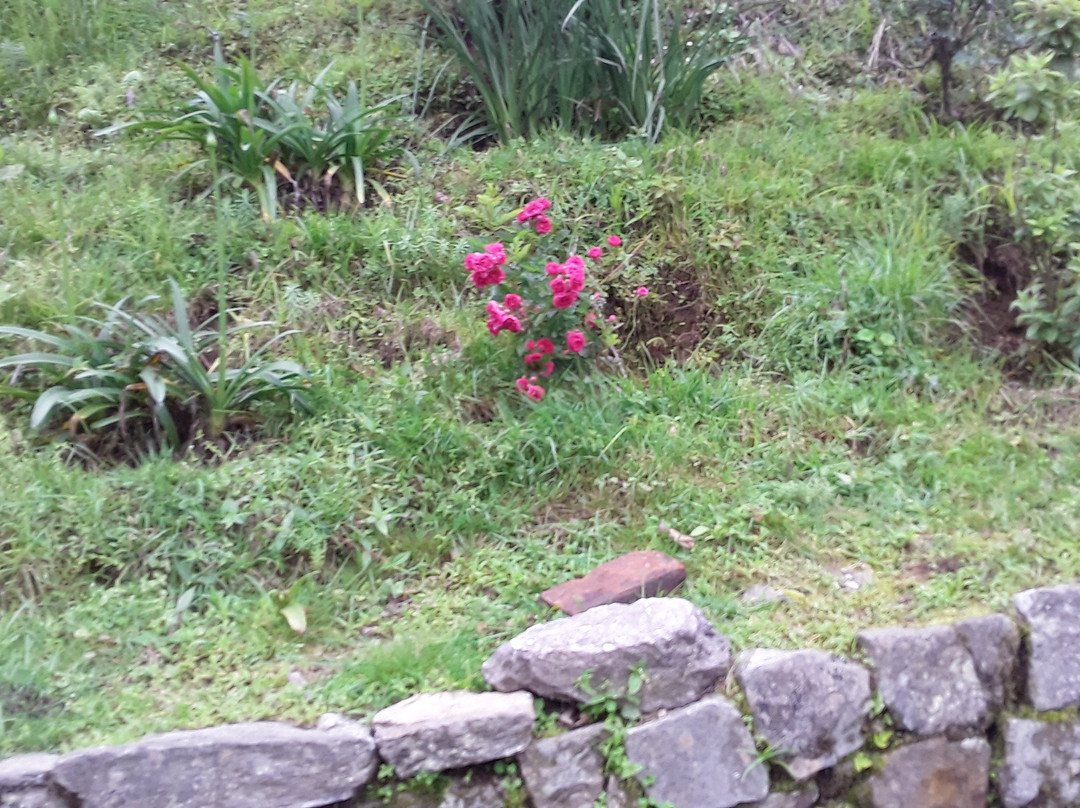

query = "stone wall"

[5,583,1080,808]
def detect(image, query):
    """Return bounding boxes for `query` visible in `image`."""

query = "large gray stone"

[518,724,607,808]
[1014,584,1080,710]
[1000,718,1080,807]
[51,721,377,808]
[482,598,731,713]
[745,784,820,808]
[736,648,870,780]
[0,754,63,808]
[624,695,769,808]
[866,737,990,808]
[954,612,1020,710]
[857,625,988,736]
[372,690,535,778]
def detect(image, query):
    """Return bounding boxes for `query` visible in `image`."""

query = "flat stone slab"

[735,648,870,780]
[540,551,686,615]
[0,754,63,808]
[624,695,769,808]
[954,613,1020,710]
[518,723,607,808]
[1014,584,1080,710]
[50,721,377,808]
[372,690,535,778]
[857,625,989,736]
[482,597,731,713]
[1000,718,1080,807]
[867,737,990,808]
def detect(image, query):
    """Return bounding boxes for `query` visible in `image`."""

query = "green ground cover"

[2,0,1080,763]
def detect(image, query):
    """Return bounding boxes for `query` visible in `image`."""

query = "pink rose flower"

[526,384,545,402]
[635,286,649,297]
[534,215,552,235]
[525,352,543,363]
[607,235,622,247]
[552,291,578,309]
[515,377,530,393]
[540,361,554,377]
[566,330,586,353]
[536,338,555,355]
[587,247,603,260]
[504,293,522,310]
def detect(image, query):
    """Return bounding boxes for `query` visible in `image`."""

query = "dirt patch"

[618,264,723,363]
[0,682,58,721]
[958,236,1038,376]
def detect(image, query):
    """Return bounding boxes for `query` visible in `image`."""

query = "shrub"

[0,281,311,459]
[420,0,739,143]
[986,51,1075,126]
[1004,163,1080,360]
[461,198,648,400]
[1017,0,1080,62]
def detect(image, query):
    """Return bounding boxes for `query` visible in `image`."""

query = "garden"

[2,0,1080,782]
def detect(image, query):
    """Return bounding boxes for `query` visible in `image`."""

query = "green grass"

[3,0,1080,759]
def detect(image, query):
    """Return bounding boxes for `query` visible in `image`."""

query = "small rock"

[835,563,874,592]
[624,695,769,808]
[372,691,535,778]
[954,613,1020,710]
[540,551,686,615]
[518,724,607,808]
[0,753,63,808]
[482,598,731,713]
[316,712,365,734]
[744,783,820,808]
[739,585,792,605]
[866,737,990,808]
[857,625,988,736]
[1014,584,1080,710]
[50,721,377,808]
[736,648,870,780]
[999,718,1080,808]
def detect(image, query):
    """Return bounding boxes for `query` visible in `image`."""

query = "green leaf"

[852,751,874,773]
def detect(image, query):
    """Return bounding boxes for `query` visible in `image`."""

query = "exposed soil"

[617,264,723,363]
[958,236,1038,376]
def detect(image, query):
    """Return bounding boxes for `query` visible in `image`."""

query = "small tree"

[877,0,1016,118]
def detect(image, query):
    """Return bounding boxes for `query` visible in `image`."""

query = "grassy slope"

[2,0,1080,758]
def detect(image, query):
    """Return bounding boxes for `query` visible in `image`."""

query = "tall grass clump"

[421,0,740,143]
[765,211,967,373]
[0,0,162,124]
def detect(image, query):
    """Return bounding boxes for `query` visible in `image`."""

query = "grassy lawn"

[2,0,1080,759]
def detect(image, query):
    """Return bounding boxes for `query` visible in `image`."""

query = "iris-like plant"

[421,0,739,143]
[99,41,405,218]
[0,281,311,457]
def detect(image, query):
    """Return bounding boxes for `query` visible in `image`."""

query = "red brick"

[540,550,687,616]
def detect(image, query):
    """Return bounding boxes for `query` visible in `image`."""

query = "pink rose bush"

[463,197,644,401]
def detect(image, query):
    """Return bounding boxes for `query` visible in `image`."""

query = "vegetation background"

[2,0,1080,784]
